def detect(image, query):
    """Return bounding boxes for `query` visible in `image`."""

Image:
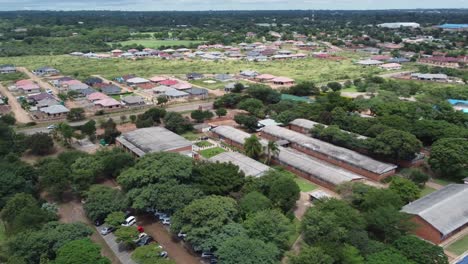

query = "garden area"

[198,147,226,158]
[294,177,318,192]
[447,235,468,255]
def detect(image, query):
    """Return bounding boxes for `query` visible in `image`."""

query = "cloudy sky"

[1,0,467,11]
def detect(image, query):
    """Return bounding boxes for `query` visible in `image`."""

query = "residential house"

[240,70,259,78]
[153,85,174,96]
[87,92,109,102]
[356,59,384,66]
[101,85,121,95]
[33,67,60,76]
[84,77,103,86]
[111,49,123,57]
[159,80,178,86]
[255,74,276,82]
[371,55,391,61]
[0,64,16,74]
[418,57,460,68]
[39,105,69,119]
[410,73,449,82]
[16,80,41,94]
[272,77,295,86]
[27,92,54,104]
[150,76,168,83]
[36,98,60,109]
[165,89,189,100]
[122,95,145,106]
[172,82,192,90]
[186,88,208,99]
[186,73,204,80]
[387,57,411,63]
[126,77,150,86]
[77,88,97,97]
[215,74,234,82]
[379,63,402,70]
[94,98,122,109]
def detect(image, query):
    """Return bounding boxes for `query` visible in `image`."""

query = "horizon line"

[2,8,468,12]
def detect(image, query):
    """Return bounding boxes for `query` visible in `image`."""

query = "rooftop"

[402,184,468,236]
[211,126,268,146]
[209,151,271,177]
[41,104,69,114]
[117,126,192,157]
[262,126,397,175]
[277,147,363,186]
[290,119,368,139]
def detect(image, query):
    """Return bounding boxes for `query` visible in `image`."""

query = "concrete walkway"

[98,231,136,264]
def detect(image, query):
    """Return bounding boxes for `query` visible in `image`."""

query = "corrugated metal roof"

[211,126,268,146]
[117,127,192,156]
[209,151,271,177]
[277,147,363,185]
[402,184,468,236]
[262,126,397,175]
[290,119,368,139]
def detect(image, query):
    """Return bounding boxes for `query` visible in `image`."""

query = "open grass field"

[421,186,437,197]
[116,39,204,49]
[432,178,455,186]
[181,131,203,141]
[294,177,318,192]
[0,55,383,84]
[199,147,226,158]
[447,235,468,255]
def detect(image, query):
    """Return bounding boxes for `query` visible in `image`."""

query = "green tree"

[6,222,92,264]
[215,107,227,117]
[389,177,420,204]
[1,193,55,235]
[247,85,281,104]
[164,112,193,134]
[238,98,265,116]
[26,132,54,155]
[38,160,70,200]
[372,129,422,161]
[171,196,238,251]
[243,209,294,250]
[192,162,245,195]
[190,110,214,123]
[157,96,168,106]
[117,152,193,190]
[132,244,176,264]
[302,199,366,245]
[100,118,120,144]
[429,138,468,180]
[364,206,413,243]
[234,114,258,132]
[0,161,36,208]
[217,236,280,264]
[105,211,125,227]
[81,120,96,140]
[405,169,429,187]
[366,249,413,264]
[1,114,16,125]
[244,134,263,160]
[67,108,85,122]
[70,156,103,191]
[52,238,110,264]
[327,82,342,92]
[265,140,279,165]
[393,235,448,264]
[114,226,139,249]
[239,191,271,217]
[127,180,204,215]
[55,122,74,146]
[83,185,127,222]
[268,174,300,212]
[289,246,333,264]
[287,82,319,96]
[340,244,364,264]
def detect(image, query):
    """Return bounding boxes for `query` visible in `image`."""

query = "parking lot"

[98,227,137,264]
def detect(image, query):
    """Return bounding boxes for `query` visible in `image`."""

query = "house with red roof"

[87,92,109,102]
[255,74,276,83]
[94,98,122,109]
[272,77,295,86]
[159,79,179,86]
[379,63,402,71]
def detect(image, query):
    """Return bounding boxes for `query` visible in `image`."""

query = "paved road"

[0,83,32,123]
[98,230,136,264]
[18,101,213,135]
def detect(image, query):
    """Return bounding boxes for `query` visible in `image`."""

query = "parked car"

[177,232,187,239]
[201,252,214,258]
[135,232,148,241]
[94,217,105,227]
[46,89,53,94]
[154,211,168,220]
[100,226,115,235]
[121,216,136,227]
[210,257,218,264]
[160,251,168,258]
[136,235,153,247]
[161,217,171,225]
[47,124,56,130]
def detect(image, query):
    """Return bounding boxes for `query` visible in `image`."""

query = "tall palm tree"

[244,135,262,160]
[266,140,279,165]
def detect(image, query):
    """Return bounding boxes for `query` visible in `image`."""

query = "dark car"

[94,217,105,227]
[136,235,154,247]
[210,257,218,264]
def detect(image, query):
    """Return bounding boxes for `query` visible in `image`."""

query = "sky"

[0,0,467,11]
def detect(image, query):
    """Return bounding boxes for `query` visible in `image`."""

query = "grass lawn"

[341,86,358,92]
[0,55,383,84]
[181,131,202,141]
[447,235,468,255]
[116,39,204,49]
[110,92,134,100]
[421,186,437,197]
[294,177,318,192]
[432,178,455,186]
[195,141,213,148]
[199,147,226,158]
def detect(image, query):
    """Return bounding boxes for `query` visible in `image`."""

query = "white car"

[161,217,171,225]
[47,124,56,130]
[121,216,136,227]
[46,89,53,94]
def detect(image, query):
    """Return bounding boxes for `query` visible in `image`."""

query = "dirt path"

[0,83,32,123]
[137,215,201,264]
[426,181,445,190]
[17,67,59,94]
[53,192,122,264]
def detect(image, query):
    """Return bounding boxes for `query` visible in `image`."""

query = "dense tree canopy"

[191,162,245,195]
[83,185,127,221]
[52,238,110,264]
[429,138,468,180]
[217,236,280,264]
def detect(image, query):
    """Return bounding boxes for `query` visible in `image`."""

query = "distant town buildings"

[378,22,420,29]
